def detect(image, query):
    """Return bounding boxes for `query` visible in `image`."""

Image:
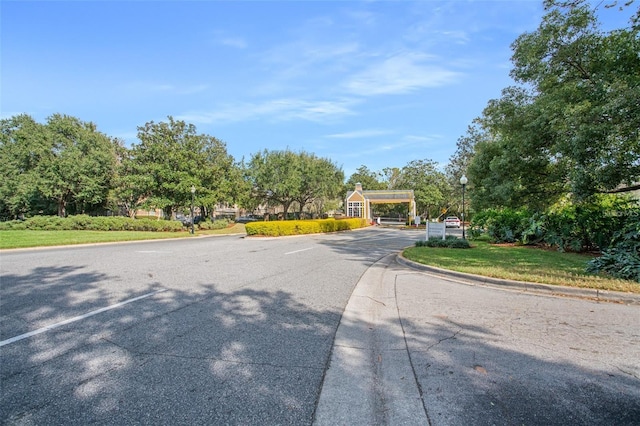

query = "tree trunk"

[58,197,66,217]
[282,201,291,220]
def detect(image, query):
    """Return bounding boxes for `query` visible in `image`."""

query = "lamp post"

[190,185,195,235]
[460,175,468,239]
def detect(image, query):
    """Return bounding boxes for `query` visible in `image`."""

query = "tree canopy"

[246,149,344,217]
[120,117,240,218]
[1,114,118,218]
[466,0,640,210]
[345,165,386,191]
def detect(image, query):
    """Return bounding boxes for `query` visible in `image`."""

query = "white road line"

[0,289,168,348]
[285,247,315,255]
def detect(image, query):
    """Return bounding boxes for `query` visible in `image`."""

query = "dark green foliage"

[471,208,533,243]
[472,196,637,253]
[465,3,640,212]
[121,116,241,219]
[415,235,471,249]
[0,114,119,219]
[0,215,184,232]
[346,165,386,190]
[587,215,640,282]
[544,196,635,252]
[246,149,344,218]
[197,219,232,230]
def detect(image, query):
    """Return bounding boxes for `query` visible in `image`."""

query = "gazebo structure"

[345,183,416,223]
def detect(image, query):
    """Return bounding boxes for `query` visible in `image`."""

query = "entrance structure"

[345,183,416,222]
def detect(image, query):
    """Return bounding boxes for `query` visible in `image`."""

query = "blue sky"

[1,1,630,179]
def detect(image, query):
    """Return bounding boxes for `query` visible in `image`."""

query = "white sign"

[426,222,446,241]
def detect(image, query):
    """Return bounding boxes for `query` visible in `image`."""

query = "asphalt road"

[0,227,415,425]
[2,227,639,425]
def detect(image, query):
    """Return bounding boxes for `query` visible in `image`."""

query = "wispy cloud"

[177,98,359,125]
[440,30,470,45]
[121,82,209,95]
[259,41,360,78]
[325,129,392,139]
[218,37,248,49]
[345,52,461,96]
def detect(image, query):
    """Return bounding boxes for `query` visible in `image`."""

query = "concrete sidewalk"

[314,254,428,425]
[314,254,640,425]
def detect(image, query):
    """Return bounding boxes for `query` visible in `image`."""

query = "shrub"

[245,218,368,236]
[471,207,531,243]
[415,235,470,249]
[586,215,640,282]
[471,196,638,252]
[544,196,635,252]
[0,215,185,232]
[198,219,231,230]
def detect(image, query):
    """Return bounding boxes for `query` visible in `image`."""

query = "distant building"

[345,182,416,222]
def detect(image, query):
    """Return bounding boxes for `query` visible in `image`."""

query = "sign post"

[426,221,446,241]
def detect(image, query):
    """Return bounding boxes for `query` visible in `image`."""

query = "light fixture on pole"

[459,175,468,239]
[190,185,196,235]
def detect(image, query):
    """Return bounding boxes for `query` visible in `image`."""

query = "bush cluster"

[471,197,639,282]
[472,198,638,252]
[0,215,185,232]
[586,218,640,282]
[197,219,232,230]
[245,218,368,236]
[415,235,471,249]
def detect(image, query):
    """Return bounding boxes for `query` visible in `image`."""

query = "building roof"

[346,189,414,202]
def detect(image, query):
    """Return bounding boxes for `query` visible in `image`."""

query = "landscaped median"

[0,215,246,249]
[245,217,369,237]
[403,238,640,294]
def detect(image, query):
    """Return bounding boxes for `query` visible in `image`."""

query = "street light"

[460,175,468,239]
[190,185,196,235]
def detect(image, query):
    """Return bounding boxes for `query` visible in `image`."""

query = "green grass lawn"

[0,224,247,250]
[403,240,639,294]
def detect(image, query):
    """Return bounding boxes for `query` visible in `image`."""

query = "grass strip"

[0,224,246,250]
[403,240,639,294]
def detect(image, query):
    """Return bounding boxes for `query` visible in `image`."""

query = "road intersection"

[2,227,638,424]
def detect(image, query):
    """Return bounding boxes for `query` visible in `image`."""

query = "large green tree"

[465,0,640,211]
[247,149,344,217]
[122,117,240,218]
[294,152,344,217]
[394,159,449,219]
[0,114,118,218]
[42,114,118,216]
[345,165,386,191]
[511,0,640,199]
[0,115,49,219]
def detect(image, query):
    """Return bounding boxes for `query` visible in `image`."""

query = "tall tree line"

[450,0,640,212]
[0,115,346,220]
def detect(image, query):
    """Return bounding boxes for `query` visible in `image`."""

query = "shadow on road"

[2,231,638,425]
[1,264,341,424]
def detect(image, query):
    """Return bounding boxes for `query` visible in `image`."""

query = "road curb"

[314,253,429,425]
[396,253,640,305]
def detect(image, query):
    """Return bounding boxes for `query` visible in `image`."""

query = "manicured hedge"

[415,235,471,249]
[0,215,185,232]
[245,218,368,236]
[198,219,232,230]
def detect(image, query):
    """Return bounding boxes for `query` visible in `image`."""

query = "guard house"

[345,183,416,222]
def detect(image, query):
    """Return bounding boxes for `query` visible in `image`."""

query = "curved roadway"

[1,227,638,425]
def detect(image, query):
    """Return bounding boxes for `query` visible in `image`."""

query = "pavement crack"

[365,296,386,306]
[425,329,462,352]
[616,366,640,380]
[102,338,320,370]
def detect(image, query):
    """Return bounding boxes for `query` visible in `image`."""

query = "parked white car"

[444,216,461,228]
